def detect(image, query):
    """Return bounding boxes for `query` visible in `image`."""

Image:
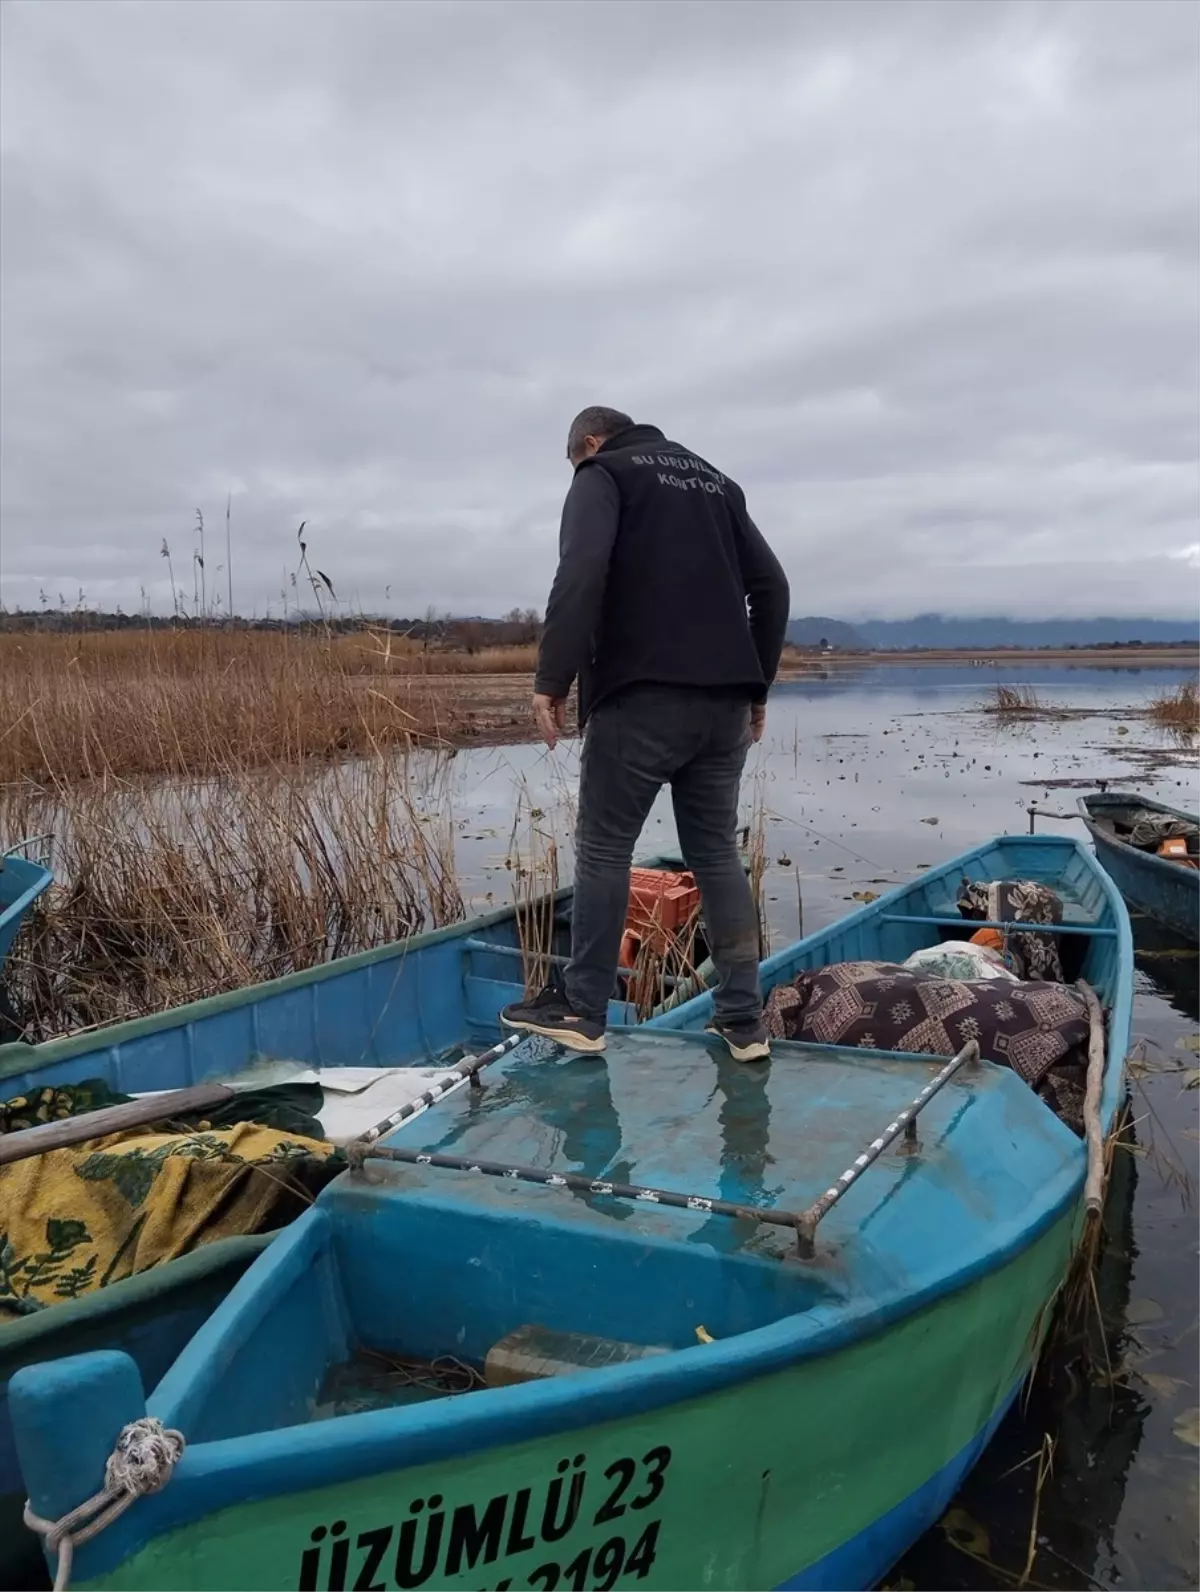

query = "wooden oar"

[1076,980,1107,1221]
[0,1083,236,1166]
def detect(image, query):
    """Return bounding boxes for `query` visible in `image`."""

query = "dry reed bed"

[0,628,757,1044]
[0,630,537,785]
[1148,677,1198,735]
[1,755,465,1042]
[1,627,537,676]
[0,631,493,1038]
[987,682,1045,715]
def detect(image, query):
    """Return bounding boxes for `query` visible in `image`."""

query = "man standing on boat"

[500,407,790,1062]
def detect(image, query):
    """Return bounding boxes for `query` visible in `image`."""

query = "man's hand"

[750,702,767,743]
[533,693,567,749]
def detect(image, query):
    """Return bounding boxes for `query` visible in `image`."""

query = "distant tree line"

[0,606,543,650]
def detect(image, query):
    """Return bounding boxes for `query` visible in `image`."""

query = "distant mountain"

[786,614,1199,650]
[785,617,869,649]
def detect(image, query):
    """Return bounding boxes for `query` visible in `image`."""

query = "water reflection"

[891,914,1197,1589]
[685,1057,777,1254]
[895,1113,1149,1590]
[1131,913,1199,1023]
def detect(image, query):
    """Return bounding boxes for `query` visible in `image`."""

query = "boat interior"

[139,836,1125,1447]
[665,832,1119,1028]
[1085,798,1199,858]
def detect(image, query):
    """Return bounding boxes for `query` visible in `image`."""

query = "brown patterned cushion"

[956,878,1065,982]
[764,959,1091,1089]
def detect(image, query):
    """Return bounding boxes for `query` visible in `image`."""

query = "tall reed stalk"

[507,792,562,998]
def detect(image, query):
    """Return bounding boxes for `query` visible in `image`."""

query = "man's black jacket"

[535,423,791,723]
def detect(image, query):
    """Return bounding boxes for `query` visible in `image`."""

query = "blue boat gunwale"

[0,890,567,1080]
[0,849,53,967]
[1078,789,1198,822]
[0,852,700,1083]
[0,1234,276,1357]
[47,834,1133,1548]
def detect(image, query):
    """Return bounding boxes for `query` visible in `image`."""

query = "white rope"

[23,1416,185,1591]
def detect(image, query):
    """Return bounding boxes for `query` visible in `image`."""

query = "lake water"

[445,663,1198,1590]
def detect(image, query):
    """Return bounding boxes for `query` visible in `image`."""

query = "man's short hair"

[566,406,633,460]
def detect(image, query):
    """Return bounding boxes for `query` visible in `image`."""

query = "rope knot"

[104,1416,185,1498]
[23,1416,185,1590]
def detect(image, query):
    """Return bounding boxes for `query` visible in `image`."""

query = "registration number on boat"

[297,1444,673,1591]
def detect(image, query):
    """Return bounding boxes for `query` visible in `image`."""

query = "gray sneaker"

[707,1020,771,1063]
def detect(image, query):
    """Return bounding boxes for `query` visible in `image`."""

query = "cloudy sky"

[1,0,1196,621]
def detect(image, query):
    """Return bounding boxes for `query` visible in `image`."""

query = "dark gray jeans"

[567,684,762,1026]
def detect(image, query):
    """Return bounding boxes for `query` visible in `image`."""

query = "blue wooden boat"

[0,858,699,1589]
[10,835,1133,1591]
[1078,791,1198,943]
[0,840,53,976]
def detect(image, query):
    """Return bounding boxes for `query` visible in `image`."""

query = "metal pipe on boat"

[1026,805,1083,833]
[461,938,687,988]
[794,1040,982,1259]
[879,913,1112,937]
[349,1033,523,1150]
[1,833,56,863]
[354,1042,983,1257]
[353,1140,815,1248]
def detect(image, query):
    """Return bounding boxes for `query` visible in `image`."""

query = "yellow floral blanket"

[1,1116,335,1316]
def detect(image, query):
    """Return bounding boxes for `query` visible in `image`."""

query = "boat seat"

[484,1324,670,1387]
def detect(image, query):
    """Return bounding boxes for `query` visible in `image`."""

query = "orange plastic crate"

[625,868,700,948]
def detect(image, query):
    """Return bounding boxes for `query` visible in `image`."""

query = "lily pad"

[939,1505,990,1556]
[1125,1298,1164,1326]
[1140,1371,1185,1398]
[1173,1408,1200,1448]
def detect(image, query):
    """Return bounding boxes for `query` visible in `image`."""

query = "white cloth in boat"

[903,940,1018,983]
[133,1066,459,1146]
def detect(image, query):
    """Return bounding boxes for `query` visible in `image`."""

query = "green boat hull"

[1,1235,274,1591]
[74,1210,1075,1591]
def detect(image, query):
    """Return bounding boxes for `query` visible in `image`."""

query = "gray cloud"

[1,0,1196,620]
